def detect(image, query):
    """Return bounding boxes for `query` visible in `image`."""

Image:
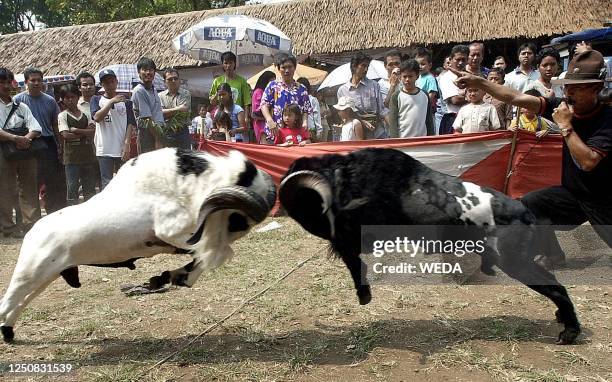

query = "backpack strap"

[2,101,20,131]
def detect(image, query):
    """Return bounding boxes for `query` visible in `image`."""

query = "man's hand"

[450,67,484,90]
[362,120,376,131]
[14,135,31,150]
[111,95,126,104]
[536,130,549,138]
[122,142,131,161]
[575,41,592,55]
[552,101,573,127]
[389,68,400,89]
[266,119,278,135]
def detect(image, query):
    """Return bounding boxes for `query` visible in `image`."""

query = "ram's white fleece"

[0,148,271,341]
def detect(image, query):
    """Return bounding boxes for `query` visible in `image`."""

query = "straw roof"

[0,0,608,75]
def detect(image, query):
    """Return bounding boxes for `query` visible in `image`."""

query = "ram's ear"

[279,171,334,240]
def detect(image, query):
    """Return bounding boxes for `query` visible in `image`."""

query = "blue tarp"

[551,28,612,44]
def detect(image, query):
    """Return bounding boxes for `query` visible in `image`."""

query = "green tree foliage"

[45,0,248,26]
[0,0,68,34]
[0,0,249,34]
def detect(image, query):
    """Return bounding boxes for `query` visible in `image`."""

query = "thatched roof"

[0,0,609,75]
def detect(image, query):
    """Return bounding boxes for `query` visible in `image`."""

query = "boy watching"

[388,60,434,138]
[453,86,500,133]
[484,68,513,129]
[91,69,136,189]
[131,57,165,153]
[414,47,439,113]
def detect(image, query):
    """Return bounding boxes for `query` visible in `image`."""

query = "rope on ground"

[141,250,321,376]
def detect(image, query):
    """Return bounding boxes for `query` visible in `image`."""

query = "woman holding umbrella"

[260,53,312,144]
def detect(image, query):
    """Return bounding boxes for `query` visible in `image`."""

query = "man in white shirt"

[0,68,43,237]
[505,43,540,93]
[438,45,469,134]
[90,69,136,189]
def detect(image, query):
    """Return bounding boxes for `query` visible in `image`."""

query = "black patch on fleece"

[176,149,208,176]
[236,160,257,188]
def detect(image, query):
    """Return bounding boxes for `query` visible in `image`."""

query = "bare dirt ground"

[0,217,610,382]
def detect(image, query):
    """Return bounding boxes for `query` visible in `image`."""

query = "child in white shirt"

[453,87,501,134]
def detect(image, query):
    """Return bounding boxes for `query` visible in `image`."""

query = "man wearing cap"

[452,50,611,269]
[90,69,136,189]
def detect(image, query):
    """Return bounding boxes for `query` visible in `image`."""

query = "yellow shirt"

[510,114,549,133]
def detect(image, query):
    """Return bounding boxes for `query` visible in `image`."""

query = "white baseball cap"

[333,96,358,111]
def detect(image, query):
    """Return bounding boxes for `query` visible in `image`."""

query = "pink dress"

[251,88,266,143]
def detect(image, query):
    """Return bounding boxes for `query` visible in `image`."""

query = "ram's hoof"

[357,288,372,305]
[556,325,580,345]
[1,326,14,343]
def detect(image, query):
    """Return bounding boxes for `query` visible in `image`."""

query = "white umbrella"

[94,64,166,93]
[318,60,388,91]
[173,15,292,67]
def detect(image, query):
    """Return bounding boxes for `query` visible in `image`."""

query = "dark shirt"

[542,98,612,202]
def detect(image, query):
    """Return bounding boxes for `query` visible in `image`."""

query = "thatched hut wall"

[0,0,608,75]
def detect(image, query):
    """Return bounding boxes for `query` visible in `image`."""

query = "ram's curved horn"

[279,170,334,239]
[187,174,276,245]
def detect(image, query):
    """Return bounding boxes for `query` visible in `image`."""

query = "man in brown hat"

[451,50,611,269]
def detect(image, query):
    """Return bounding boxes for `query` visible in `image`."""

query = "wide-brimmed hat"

[551,50,607,85]
[333,96,358,111]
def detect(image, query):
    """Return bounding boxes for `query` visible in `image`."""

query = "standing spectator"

[0,68,42,238]
[434,55,452,135]
[388,60,434,138]
[251,70,276,144]
[275,104,311,146]
[467,42,490,77]
[316,91,331,142]
[215,83,247,142]
[261,53,312,144]
[192,103,212,143]
[159,68,191,149]
[505,43,540,93]
[438,45,469,134]
[453,49,611,269]
[525,48,563,98]
[75,72,96,119]
[452,87,500,133]
[14,67,65,214]
[91,69,135,190]
[209,52,252,138]
[337,52,386,138]
[493,56,508,72]
[333,96,364,141]
[57,84,96,205]
[484,68,513,129]
[379,50,402,109]
[414,47,440,114]
[131,57,165,153]
[296,77,322,141]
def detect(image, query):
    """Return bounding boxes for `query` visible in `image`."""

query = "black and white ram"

[279,148,580,344]
[0,148,276,343]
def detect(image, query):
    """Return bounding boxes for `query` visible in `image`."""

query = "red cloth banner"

[199,131,562,199]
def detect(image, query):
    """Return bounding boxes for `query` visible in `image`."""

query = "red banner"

[199,131,562,200]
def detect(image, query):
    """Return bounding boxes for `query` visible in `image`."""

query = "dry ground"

[0,218,610,382]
